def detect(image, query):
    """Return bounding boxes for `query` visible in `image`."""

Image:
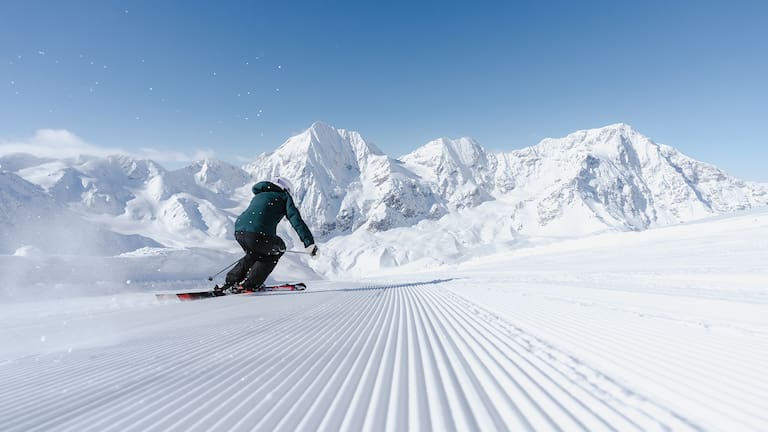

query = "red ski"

[156,283,307,301]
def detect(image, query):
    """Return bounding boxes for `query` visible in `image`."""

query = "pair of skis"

[156,282,307,302]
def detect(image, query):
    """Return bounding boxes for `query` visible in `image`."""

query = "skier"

[218,176,317,294]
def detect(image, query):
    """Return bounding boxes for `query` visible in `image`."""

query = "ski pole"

[284,250,313,255]
[207,258,241,281]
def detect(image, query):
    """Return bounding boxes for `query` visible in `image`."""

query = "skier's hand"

[305,244,318,257]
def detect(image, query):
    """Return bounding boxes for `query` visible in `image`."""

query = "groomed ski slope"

[1,208,767,431]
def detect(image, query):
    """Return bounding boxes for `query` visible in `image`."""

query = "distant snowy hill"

[0,170,160,255]
[1,122,766,265]
[0,154,250,253]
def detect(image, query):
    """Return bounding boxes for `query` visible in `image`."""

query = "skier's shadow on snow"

[247,278,456,297]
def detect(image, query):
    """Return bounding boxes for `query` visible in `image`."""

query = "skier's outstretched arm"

[285,194,315,249]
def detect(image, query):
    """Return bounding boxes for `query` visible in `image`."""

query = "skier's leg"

[242,257,279,289]
[241,235,286,289]
[224,257,251,286]
[224,231,257,286]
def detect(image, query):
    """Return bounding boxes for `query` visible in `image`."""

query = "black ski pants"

[225,231,286,289]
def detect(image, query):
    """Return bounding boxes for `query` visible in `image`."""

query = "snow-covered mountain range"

[2,122,766,269]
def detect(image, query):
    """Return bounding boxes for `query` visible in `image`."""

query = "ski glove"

[305,244,318,257]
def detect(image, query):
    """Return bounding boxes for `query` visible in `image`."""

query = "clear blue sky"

[2,0,767,180]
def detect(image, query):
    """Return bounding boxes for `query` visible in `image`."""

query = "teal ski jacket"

[234,181,315,247]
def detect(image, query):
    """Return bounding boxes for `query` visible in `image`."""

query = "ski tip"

[272,282,307,291]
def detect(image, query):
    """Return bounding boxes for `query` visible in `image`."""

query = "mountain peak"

[269,122,384,164]
[402,137,488,173]
[531,123,658,162]
[309,121,335,133]
[564,123,643,142]
[601,122,636,133]
[307,121,346,147]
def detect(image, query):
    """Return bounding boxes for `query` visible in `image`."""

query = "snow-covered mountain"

[400,136,494,209]
[493,124,768,233]
[243,122,442,235]
[1,122,766,265]
[0,170,160,255]
[0,154,251,253]
[401,123,768,235]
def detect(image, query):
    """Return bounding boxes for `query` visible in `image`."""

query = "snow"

[2,122,768,430]
[1,208,767,431]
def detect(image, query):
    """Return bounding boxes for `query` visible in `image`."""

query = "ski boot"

[213,283,238,296]
[229,284,247,294]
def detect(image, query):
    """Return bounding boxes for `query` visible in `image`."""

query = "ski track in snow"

[445,279,768,431]
[0,281,703,432]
